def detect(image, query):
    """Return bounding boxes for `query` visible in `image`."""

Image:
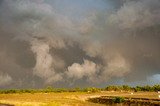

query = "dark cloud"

[0,0,159,88]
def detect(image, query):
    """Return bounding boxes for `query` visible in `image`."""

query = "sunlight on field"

[0,92,104,106]
[0,92,159,106]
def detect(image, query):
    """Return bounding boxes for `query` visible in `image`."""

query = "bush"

[113,97,125,103]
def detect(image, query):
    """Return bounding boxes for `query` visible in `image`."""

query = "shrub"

[112,97,125,103]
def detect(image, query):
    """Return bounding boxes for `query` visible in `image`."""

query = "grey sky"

[0,0,159,88]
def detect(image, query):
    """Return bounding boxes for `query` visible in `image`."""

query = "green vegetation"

[105,84,160,92]
[112,97,125,103]
[0,85,159,94]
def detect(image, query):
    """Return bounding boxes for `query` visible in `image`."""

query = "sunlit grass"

[0,92,159,106]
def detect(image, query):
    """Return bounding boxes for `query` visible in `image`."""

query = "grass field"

[0,91,159,106]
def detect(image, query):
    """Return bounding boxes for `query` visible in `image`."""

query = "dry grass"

[0,92,159,106]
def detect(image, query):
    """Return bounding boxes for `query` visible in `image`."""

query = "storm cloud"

[0,0,159,88]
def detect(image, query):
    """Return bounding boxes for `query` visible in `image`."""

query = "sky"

[0,0,159,88]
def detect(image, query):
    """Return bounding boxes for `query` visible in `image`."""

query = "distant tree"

[134,86,142,92]
[143,85,153,91]
[122,85,131,91]
[74,87,81,92]
[105,85,121,91]
[153,85,160,91]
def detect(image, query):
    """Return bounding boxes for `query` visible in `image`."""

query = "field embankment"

[88,96,160,106]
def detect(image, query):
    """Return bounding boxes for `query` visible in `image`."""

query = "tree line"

[0,84,159,94]
[105,84,160,92]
